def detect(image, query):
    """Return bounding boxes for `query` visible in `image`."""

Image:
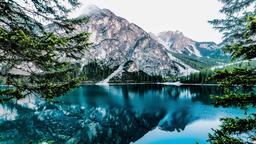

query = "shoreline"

[81,81,219,86]
[0,82,220,87]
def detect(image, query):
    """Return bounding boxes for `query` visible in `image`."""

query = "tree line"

[82,61,164,83]
[179,69,216,84]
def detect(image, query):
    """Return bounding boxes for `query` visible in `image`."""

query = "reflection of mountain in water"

[0,85,236,144]
[0,101,165,144]
[159,106,197,132]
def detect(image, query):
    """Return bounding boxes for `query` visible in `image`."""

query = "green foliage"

[0,76,6,84]
[209,0,256,143]
[82,61,164,83]
[164,75,179,82]
[209,116,256,144]
[112,71,163,83]
[0,0,92,100]
[180,69,216,84]
[212,90,256,108]
[213,67,256,86]
[209,0,256,44]
[222,16,256,60]
[81,61,118,82]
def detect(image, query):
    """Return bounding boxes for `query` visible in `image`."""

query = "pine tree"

[209,0,256,143]
[0,0,91,101]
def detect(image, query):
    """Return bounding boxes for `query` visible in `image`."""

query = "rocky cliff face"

[74,5,196,77]
[157,31,221,58]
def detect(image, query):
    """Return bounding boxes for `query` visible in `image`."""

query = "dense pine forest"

[81,61,118,82]
[179,69,216,84]
[111,71,163,83]
[82,61,164,83]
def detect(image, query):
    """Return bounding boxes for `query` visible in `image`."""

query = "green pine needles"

[209,0,256,143]
[0,0,92,101]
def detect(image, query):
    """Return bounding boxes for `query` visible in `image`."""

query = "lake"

[0,84,246,144]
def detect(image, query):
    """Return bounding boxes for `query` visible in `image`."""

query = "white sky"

[73,0,224,43]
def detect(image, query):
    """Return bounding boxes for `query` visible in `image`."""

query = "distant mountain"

[49,5,229,80]
[72,5,198,78]
[157,31,226,58]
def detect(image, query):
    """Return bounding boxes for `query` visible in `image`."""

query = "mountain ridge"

[157,30,223,58]
[54,5,229,81]
[74,5,200,78]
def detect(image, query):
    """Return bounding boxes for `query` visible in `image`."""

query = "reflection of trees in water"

[188,86,223,104]
[44,85,225,143]
[165,86,181,100]
[115,85,222,105]
[121,85,132,108]
[163,85,222,104]
[61,85,223,108]
[122,84,164,97]
[0,84,225,144]
[0,99,212,143]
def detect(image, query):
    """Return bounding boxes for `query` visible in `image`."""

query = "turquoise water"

[0,85,246,143]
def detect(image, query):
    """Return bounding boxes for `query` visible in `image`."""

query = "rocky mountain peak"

[157,30,220,57]
[158,31,194,48]
[73,7,197,77]
[159,31,185,38]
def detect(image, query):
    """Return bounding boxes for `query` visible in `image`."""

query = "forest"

[82,61,164,83]
[179,69,216,84]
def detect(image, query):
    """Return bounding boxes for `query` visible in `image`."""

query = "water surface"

[0,84,246,144]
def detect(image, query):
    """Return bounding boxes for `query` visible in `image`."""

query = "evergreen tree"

[179,69,216,84]
[0,0,91,101]
[209,0,256,143]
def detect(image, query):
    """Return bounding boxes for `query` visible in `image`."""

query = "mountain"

[157,31,224,58]
[4,6,229,82]
[47,5,230,81]
[73,5,198,78]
